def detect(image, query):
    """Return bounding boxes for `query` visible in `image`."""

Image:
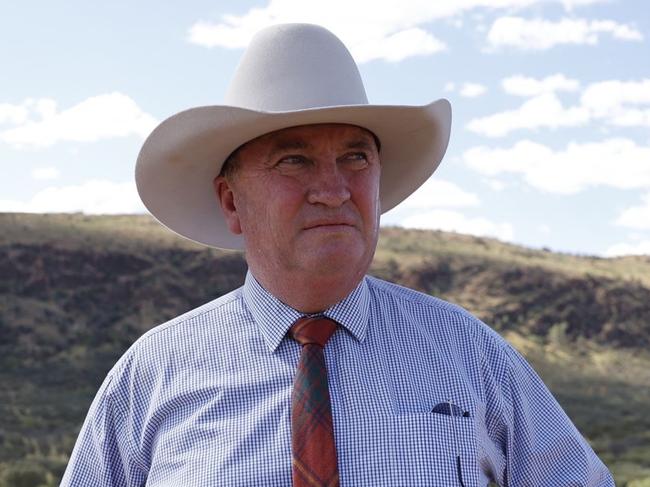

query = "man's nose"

[306,161,351,207]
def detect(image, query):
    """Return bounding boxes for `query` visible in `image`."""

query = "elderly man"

[62,24,613,486]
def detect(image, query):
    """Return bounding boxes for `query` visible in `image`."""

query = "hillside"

[1,213,649,486]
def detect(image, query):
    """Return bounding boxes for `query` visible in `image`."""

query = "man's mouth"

[304,219,355,230]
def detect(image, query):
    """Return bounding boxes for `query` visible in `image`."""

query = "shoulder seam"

[369,278,477,323]
[134,290,244,343]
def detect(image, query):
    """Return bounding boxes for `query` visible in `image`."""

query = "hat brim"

[135,99,451,250]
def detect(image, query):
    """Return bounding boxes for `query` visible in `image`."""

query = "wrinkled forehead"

[239,123,381,155]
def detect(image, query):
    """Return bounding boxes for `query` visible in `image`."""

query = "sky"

[1,0,649,256]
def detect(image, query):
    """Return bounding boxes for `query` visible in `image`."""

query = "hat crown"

[225,23,368,112]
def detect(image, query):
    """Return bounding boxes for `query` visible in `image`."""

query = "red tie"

[289,316,340,487]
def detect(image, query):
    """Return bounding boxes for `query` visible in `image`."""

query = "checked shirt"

[62,271,614,486]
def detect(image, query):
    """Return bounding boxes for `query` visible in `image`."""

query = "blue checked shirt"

[62,272,613,486]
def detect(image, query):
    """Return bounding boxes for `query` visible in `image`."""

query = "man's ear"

[213,176,242,235]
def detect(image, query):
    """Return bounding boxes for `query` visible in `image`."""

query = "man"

[62,24,613,486]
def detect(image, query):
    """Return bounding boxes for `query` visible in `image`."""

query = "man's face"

[215,123,381,286]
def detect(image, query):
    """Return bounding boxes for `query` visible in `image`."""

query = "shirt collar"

[242,270,370,352]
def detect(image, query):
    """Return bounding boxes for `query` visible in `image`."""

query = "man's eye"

[341,152,369,167]
[277,155,307,166]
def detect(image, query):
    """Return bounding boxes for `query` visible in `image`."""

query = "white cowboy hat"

[136,23,451,250]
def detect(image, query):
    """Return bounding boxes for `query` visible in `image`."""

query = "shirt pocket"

[339,412,480,487]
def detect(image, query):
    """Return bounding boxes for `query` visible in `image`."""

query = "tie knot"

[290,316,337,347]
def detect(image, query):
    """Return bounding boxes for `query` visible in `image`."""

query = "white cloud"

[467,92,589,137]
[188,20,253,49]
[463,138,650,194]
[0,180,146,214]
[502,74,580,97]
[561,0,607,8]
[0,103,29,125]
[353,28,446,63]
[444,82,456,92]
[188,2,448,63]
[187,0,606,63]
[484,178,507,191]
[383,177,511,240]
[615,193,650,230]
[401,209,515,241]
[0,93,158,149]
[31,167,60,180]
[447,17,463,29]
[604,241,650,257]
[459,82,487,98]
[590,20,645,41]
[399,178,480,209]
[469,78,650,136]
[487,16,643,50]
[580,79,650,126]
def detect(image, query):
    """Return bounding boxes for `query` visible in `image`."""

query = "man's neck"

[249,268,366,314]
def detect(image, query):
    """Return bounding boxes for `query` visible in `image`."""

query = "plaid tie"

[289,316,340,487]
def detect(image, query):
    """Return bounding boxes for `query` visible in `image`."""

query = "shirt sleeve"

[499,342,614,486]
[60,372,148,487]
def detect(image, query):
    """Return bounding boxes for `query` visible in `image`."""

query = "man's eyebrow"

[267,139,312,158]
[345,138,377,151]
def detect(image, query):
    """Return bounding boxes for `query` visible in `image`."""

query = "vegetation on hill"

[1,213,649,486]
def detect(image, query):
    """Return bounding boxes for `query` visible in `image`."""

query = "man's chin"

[300,246,370,277]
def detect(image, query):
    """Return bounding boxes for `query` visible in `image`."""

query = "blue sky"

[1,0,648,256]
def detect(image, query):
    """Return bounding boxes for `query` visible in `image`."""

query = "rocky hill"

[1,213,649,486]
